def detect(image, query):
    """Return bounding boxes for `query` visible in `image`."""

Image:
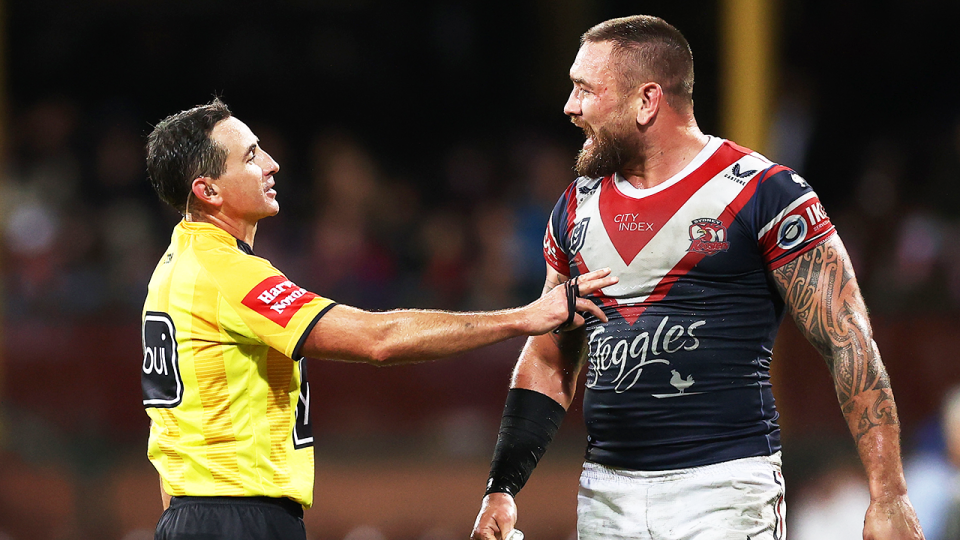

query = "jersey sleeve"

[543,183,578,276]
[206,248,336,359]
[753,166,836,270]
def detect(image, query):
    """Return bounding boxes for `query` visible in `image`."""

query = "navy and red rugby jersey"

[543,137,835,471]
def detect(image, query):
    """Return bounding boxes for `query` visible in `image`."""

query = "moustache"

[570,117,595,138]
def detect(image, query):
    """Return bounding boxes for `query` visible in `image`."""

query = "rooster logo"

[669,370,695,394]
[687,218,730,256]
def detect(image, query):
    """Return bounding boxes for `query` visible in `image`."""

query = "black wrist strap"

[484,388,567,497]
[553,277,581,334]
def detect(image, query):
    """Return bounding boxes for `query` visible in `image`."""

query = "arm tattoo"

[772,238,897,444]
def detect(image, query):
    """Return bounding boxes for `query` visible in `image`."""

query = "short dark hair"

[582,15,694,110]
[146,99,232,214]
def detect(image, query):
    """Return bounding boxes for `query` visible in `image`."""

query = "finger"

[576,267,611,281]
[575,298,607,322]
[471,522,499,540]
[576,275,619,295]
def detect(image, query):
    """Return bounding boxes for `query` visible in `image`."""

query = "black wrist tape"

[484,388,567,497]
[554,277,581,334]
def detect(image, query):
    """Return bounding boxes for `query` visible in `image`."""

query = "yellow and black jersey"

[142,220,336,507]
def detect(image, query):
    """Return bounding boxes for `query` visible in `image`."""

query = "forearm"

[512,328,588,409]
[306,304,529,365]
[773,236,905,499]
[365,308,529,365]
[302,268,615,365]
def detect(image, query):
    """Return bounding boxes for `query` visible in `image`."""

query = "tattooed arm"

[772,234,924,540]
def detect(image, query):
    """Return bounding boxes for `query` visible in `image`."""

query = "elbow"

[353,311,413,366]
[363,323,406,366]
[367,344,398,366]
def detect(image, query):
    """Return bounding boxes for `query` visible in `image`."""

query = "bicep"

[299,304,380,362]
[770,235,879,384]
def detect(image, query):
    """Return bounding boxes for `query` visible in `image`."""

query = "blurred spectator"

[305,131,397,309]
[417,208,470,310]
[507,134,579,298]
[934,388,960,539]
[790,458,870,540]
[467,201,521,310]
[768,70,816,175]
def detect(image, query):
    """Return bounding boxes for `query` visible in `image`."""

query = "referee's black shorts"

[155,496,306,540]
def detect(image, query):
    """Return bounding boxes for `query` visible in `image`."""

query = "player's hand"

[521,268,617,335]
[863,495,925,540]
[471,492,518,540]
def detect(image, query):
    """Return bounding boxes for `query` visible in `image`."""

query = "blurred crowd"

[0,97,578,323]
[4,94,960,326]
[3,4,960,534]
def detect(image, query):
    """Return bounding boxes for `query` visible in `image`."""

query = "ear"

[190,177,223,209]
[634,82,663,127]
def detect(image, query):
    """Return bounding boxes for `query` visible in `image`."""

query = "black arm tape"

[484,388,567,497]
[554,276,581,334]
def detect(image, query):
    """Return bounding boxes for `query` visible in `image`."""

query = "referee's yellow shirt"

[142,220,335,508]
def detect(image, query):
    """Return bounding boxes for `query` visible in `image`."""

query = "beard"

[573,121,642,179]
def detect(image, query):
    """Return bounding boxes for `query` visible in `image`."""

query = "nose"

[260,149,280,176]
[563,87,581,117]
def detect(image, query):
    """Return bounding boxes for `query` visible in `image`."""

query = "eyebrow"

[571,76,594,89]
[243,142,258,158]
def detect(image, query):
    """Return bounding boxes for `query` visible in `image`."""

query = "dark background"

[2,1,960,539]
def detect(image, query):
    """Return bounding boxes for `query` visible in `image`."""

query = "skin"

[471,39,924,540]
[161,114,620,510]
[772,236,923,539]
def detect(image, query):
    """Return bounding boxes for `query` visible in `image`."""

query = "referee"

[141,99,617,540]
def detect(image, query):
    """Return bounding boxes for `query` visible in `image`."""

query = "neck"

[185,211,258,248]
[620,115,709,190]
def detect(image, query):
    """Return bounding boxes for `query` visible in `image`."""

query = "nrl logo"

[687,218,730,256]
[569,217,590,255]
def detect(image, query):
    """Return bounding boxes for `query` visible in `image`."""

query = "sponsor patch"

[776,215,807,250]
[687,218,730,256]
[242,275,317,327]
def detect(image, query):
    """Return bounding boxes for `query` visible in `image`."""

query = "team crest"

[569,217,591,255]
[687,218,730,256]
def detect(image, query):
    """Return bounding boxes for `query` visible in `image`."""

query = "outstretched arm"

[772,235,924,540]
[471,267,591,540]
[300,267,615,365]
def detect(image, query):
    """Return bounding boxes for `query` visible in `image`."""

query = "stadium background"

[1,0,959,538]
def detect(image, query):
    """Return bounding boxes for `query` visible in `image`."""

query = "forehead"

[570,40,618,84]
[210,116,256,154]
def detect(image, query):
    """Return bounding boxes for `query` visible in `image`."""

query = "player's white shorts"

[577,452,785,540]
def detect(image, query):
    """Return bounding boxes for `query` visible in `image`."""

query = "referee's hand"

[471,492,518,540]
[521,267,616,335]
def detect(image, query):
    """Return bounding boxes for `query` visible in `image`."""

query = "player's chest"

[566,179,762,293]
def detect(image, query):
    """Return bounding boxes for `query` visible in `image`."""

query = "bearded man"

[470,14,924,540]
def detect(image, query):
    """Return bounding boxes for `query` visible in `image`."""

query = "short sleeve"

[754,167,836,270]
[543,183,578,276]
[205,248,336,359]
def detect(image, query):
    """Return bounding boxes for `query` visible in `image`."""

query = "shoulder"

[551,175,604,212]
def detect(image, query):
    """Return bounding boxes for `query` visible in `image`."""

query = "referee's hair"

[582,15,695,112]
[146,99,232,214]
